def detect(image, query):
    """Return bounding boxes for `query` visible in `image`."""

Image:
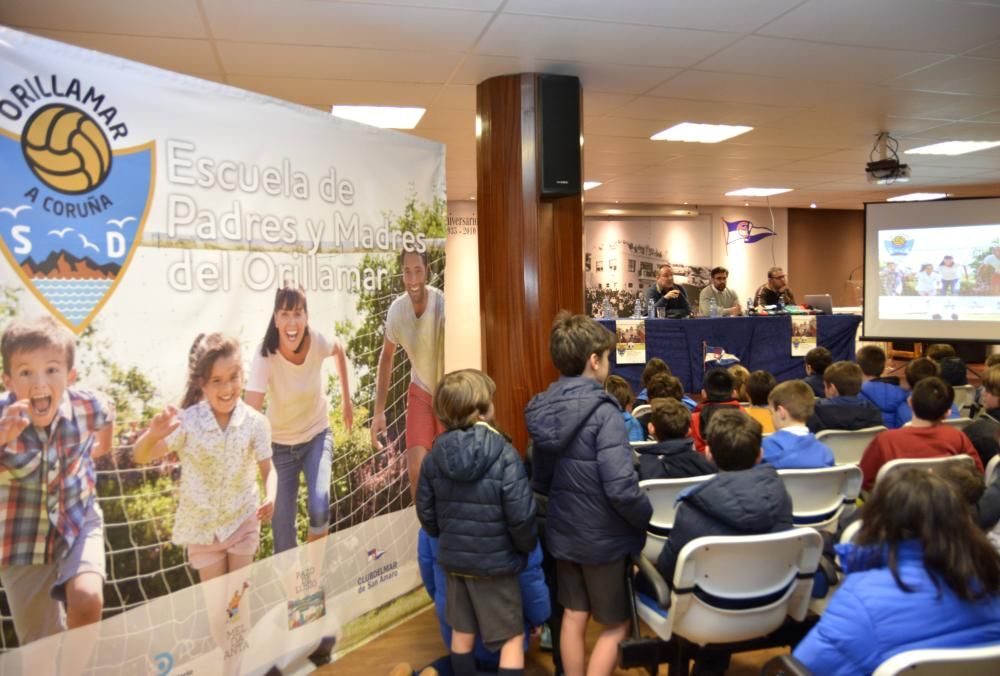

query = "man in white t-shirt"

[371,249,445,500]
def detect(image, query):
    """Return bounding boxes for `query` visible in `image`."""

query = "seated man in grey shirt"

[698,266,742,316]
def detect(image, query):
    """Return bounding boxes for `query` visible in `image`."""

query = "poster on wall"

[614,319,646,364]
[790,315,817,357]
[0,27,444,674]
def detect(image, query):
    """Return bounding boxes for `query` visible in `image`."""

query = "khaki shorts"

[186,514,260,570]
[557,557,630,626]
[445,573,522,652]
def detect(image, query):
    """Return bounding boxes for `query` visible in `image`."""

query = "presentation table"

[601,314,863,394]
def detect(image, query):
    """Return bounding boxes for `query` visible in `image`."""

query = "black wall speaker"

[538,74,581,197]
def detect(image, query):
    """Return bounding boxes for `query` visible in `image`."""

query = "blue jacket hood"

[763,429,834,469]
[525,376,614,451]
[861,380,909,428]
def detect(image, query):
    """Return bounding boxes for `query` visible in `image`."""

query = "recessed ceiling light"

[725,187,793,197]
[810,203,817,209]
[886,192,948,202]
[650,122,753,143]
[904,141,1000,156]
[583,181,602,190]
[331,105,426,129]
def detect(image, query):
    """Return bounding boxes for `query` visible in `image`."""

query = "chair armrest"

[761,654,813,676]
[632,554,671,610]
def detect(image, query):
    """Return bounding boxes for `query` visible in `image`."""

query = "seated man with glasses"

[753,266,796,308]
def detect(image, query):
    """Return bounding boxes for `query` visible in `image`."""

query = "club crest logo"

[0,79,154,334]
[883,234,914,256]
[723,218,775,247]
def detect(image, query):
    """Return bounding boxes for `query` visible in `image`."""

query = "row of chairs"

[621,455,991,675]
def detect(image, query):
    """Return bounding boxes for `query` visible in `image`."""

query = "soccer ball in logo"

[21,104,112,194]
[892,235,906,247]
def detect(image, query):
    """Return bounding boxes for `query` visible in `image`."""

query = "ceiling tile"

[227,75,443,107]
[612,95,797,126]
[26,28,221,75]
[0,0,206,37]
[454,55,681,94]
[890,57,1000,96]
[646,70,852,107]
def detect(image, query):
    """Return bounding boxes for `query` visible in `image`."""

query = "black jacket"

[655,464,793,583]
[807,395,884,433]
[416,422,536,576]
[525,376,652,565]
[964,408,999,468]
[636,438,717,481]
[645,283,691,316]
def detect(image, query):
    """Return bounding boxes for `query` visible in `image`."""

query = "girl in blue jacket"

[794,468,1000,675]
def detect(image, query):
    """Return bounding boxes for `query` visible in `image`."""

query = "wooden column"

[476,73,584,452]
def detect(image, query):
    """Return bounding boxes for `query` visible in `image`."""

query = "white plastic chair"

[638,475,715,562]
[635,529,822,646]
[986,454,999,487]
[778,466,863,533]
[874,454,977,487]
[815,426,886,465]
[632,404,653,432]
[872,643,1000,676]
[952,384,976,418]
[942,416,974,431]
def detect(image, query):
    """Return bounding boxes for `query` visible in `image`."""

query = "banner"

[790,316,817,357]
[0,27,444,673]
[614,319,646,364]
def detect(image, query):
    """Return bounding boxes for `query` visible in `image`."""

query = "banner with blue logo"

[0,27,444,675]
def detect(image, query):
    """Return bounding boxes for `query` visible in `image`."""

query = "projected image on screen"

[865,197,1000,342]
[877,225,1000,321]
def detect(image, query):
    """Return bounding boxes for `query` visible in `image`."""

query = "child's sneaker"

[539,623,553,651]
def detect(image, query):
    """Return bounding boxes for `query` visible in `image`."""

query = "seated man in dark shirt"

[645,263,691,317]
[753,266,796,308]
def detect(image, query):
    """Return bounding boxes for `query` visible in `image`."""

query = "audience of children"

[745,369,777,434]
[525,313,652,676]
[604,375,644,442]
[803,347,833,399]
[964,364,1000,468]
[807,361,884,433]
[690,368,743,453]
[858,377,984,491]
[793,469,1000,675]
[763,381,834,469]
[635,398,716,481]
[416,369,538,676]
[857,345,909,429]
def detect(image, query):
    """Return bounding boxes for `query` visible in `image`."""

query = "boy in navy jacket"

[417,369,537,676]
[525,313,652,676]
[808,361,884,433]
[636,398,716,480]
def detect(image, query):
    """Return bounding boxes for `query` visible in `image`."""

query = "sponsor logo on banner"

[883,234,915,256]
[723,218,776,246]
[367,547,385,562]
[0,74,154,333]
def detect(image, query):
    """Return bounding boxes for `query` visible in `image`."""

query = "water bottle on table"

[633,294,642,318]
[708,297,718,318]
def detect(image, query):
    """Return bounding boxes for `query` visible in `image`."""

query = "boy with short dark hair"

[417,369,537,676]
[763,381,834,468]
[635,398,716,481]
[745,370,777,434]
[634,358,671,406]
[807,361,883,433]
[690,368,742,452]
[925,343,968,387]
[605,375,644,442]
[0,317,113,645]
[859,377,983,491]
[857,345,909,429]
[803,347,833,398]
[898,357,959,426]
[964,365,1000,467]
[525,313,652,676]
[656,408,793,582]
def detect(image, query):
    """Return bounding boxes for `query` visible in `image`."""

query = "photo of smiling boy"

[0,317,114,645]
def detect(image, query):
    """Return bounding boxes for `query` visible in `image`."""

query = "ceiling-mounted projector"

[866,158,911,184]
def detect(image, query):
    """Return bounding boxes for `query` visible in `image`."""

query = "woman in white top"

[915,263,940,297]
[245,285,354,553]
[937,255,965,296]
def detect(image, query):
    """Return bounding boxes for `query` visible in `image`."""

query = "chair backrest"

[952,384,977,418]
[872,643,1000,676]
[632,404,652,430]
[669,529,823,645]
[986,454,1000,487]
[815,425,887,465]
[942,416,974,431]
[638,475,715,561]
[777,466,863,532]
[874,454,976,487]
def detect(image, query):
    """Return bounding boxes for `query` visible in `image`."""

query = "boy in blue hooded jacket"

[763,380,834,468]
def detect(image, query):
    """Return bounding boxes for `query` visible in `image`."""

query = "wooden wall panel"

[788,208,864,307]
[476,73,583,452]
